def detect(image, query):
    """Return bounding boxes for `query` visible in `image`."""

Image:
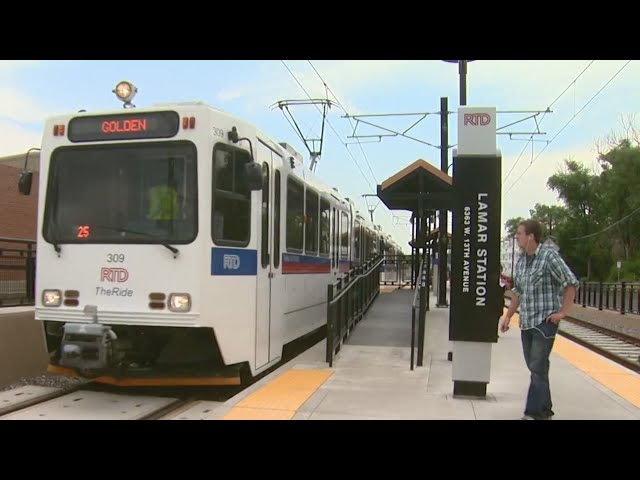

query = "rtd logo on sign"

[463,113,492,126]
[100,267,129,283]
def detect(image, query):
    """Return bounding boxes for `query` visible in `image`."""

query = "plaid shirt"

[511,244,579,330]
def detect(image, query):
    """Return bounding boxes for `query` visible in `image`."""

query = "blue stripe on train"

[282,253,331,274]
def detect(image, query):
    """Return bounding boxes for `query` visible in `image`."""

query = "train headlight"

[168,293,191,312]
[42,289,62,307]
[113,80,137,106]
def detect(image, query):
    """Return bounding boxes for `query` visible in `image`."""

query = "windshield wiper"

[95,225,180,258]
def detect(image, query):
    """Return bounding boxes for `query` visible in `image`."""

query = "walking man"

[499,219,579,420]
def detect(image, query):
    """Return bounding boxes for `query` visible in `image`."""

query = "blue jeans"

[521,321,558,419]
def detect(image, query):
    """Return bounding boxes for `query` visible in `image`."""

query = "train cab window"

[43,141,198,245]
[286,177,304,252]
[305,188,318,255]
[340,211,349,258]
[212,144,251,246]
[319,199,330,257]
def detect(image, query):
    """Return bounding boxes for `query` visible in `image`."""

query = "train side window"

[212,144,251,246]
[340,211,349,259]
[286,177,304,252]
[274,170,281,268]
[354,220,360,261]
[261,162,270,268]
[305,188,318,255]
[332,207,336,268]
[319,199,330,257]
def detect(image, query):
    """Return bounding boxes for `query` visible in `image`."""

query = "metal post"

[438,96,449,307]
[598,282,603,311]
[410,214,416,289]
[459,60,468,106]
[426,215,431,312]
[417,262,427,367]
[621,281,626,315]
[416,193,426,367]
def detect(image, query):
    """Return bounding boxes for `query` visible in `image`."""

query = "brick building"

[0,152,41,241]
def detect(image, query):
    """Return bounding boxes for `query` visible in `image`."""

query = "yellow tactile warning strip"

[505,309,640,408]
[222,369,333,420]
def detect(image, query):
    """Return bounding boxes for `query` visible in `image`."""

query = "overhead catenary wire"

[504,61,631,196]
[503,61,596,186]
[281,61,375,191]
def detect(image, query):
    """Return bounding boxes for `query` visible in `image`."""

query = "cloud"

[216,87,247,102]
[0,120,42,157]
[0,85,57,124]
[0,60,42,73]
[226,60,639,124]
[501,144,600,226]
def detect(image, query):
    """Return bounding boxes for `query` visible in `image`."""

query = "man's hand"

[499,316,511,333]
[546,312,565,325]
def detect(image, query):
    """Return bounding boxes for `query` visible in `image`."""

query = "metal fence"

[576,281,640,315]
[380,255,413,288]
[326,256,383,367]
[0,237,36,307]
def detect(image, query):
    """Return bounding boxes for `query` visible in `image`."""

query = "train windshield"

[43,141,198,245]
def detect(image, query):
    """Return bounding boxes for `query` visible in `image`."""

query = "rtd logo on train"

[100,268,129,282]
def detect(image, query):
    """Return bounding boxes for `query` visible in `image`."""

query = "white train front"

[21,82,403,386]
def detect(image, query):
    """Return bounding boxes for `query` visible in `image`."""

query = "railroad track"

[0,382,243,420]
[504,297,640,374]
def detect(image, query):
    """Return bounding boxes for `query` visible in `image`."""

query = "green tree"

[528,203,568,239]
[504,216,524,237]
[547,160,603,279]
[597,139,640,260]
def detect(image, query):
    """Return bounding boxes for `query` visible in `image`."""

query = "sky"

[1,60,637,253]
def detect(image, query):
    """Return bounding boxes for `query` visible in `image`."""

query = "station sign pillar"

[450,107,502,398]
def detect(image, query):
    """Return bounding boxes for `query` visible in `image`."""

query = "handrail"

[410,256,431,370]
[326,255,384,367]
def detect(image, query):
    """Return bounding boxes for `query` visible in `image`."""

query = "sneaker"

[520,415,536,420]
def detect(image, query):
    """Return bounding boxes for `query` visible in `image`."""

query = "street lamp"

[436,60,475,313]
[442,60,474,106]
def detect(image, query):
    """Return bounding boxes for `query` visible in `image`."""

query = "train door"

[255,144,282,370]
[269,168,284,363]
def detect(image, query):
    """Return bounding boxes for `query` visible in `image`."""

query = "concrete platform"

[216,288,640,420]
